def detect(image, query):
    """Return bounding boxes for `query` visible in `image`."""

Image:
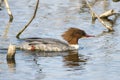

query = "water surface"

[0,0,120,80]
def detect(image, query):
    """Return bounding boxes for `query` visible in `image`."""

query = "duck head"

[62,27,94,45]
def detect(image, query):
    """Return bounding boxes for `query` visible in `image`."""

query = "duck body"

[18,38,77,51]
[17,27,94,52]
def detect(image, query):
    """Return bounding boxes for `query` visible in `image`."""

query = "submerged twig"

[7,57,16,72]
[7,44,16,72]
[3,0,13,37]
[16,0,39,39]
[85,0,114,31]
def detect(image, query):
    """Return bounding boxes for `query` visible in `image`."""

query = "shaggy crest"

[61,27,86,44]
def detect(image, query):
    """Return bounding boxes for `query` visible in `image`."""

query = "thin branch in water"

[16,0,39,39]
[3,0,13,37]
[4,0,13,22]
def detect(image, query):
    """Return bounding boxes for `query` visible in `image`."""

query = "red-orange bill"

[85,34,95,37]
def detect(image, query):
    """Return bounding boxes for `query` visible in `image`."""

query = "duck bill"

[85,34,95,37]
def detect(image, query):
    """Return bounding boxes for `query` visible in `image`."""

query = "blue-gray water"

[0,0,120,80]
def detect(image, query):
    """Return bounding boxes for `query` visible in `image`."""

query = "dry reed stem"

[3,0,13,37]
[85,0,114,31]
[4,0,13,22]
[99,9,116,18]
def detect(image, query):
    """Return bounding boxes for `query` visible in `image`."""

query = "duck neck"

[67,38,79,49]
[68,37,79,44]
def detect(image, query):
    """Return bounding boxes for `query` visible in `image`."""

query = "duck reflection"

[63,51,87,68]
[24,50,88,67]
[7,50,88,73]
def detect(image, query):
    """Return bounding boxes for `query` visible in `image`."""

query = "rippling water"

[0,0,120,80]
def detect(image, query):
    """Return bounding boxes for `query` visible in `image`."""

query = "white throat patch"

[69,44,79,49]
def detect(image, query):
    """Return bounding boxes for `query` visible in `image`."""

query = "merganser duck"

[17,27,94,51]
